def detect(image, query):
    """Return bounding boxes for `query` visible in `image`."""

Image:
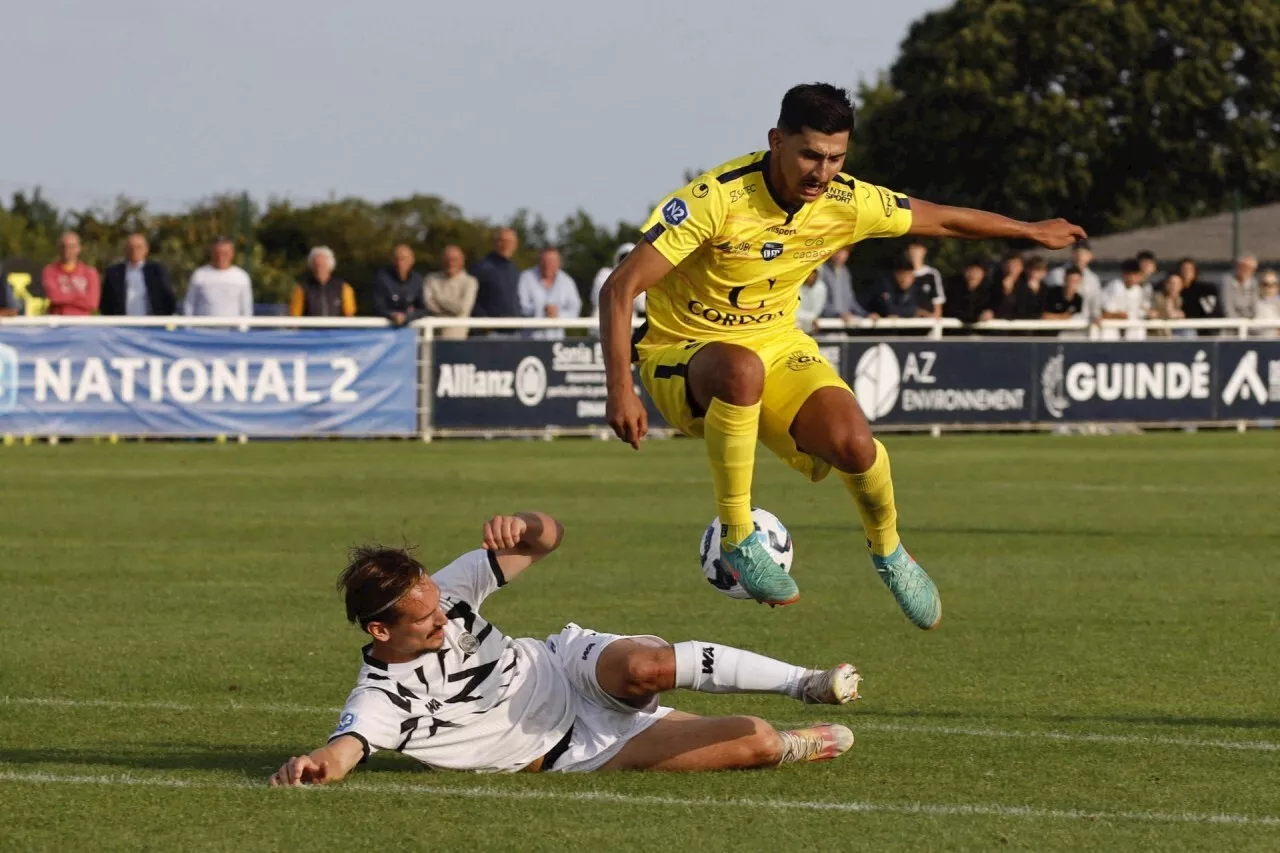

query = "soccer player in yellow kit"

[600,83,1086,623]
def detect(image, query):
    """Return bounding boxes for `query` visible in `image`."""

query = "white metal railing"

[4,314,1278,335]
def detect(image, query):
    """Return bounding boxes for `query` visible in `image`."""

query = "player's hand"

[606,388,648,449]
[1027,219,1088,250]
[545,305,560,318]
[483,514,529,550]
[269,755,329,787]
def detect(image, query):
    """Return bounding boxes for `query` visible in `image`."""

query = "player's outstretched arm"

[268,734,364,787]
[482,511,564,582]
[600,241,673,449]
[907,198,1087,250]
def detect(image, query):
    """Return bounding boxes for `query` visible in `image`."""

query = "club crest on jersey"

[457,631,479,654]
[662,198,689,227]
[761,242,784,261]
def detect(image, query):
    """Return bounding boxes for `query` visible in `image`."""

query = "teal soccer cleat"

[722,531,800,606]
[871,544,941,629]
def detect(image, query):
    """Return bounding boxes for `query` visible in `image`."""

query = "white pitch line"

[0,771,1276,828]
[7,695,1280,754]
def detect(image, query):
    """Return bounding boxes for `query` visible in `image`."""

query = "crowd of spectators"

[805,238,1280,338]
[2,230,1278,340]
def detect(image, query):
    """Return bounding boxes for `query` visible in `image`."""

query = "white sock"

[672,641,809,699]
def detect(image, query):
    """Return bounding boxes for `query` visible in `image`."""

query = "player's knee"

[621,647,673,696]
[739,716,783,766]
[828,427,877,474]
[707,349,765,405]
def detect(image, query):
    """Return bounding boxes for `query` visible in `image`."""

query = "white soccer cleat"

[777,723,855,764]
[799,663,861,705]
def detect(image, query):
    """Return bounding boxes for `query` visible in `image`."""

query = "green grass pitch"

[1,433,1278,851]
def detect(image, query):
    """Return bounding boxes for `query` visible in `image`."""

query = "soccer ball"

[698,508,794,600]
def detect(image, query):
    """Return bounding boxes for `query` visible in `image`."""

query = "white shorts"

[542,622,674,773]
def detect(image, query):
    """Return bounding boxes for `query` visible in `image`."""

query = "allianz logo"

[436,357,547,406]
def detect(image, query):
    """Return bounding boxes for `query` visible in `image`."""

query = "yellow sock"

[839,438,901,557]
[704,398,761,546]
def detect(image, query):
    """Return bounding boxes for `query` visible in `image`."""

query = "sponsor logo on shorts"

[785,350,825,371]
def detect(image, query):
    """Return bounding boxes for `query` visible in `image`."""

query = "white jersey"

[329,550,575,772]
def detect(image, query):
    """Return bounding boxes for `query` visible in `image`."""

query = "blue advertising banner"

[431,338,665,430]
[0,326,417,436]
[1216,341,1280,418]
[1036,342,1216,422]
[841,341,1036,424]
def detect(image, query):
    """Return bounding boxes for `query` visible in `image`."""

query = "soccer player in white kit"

[270,511,862,784]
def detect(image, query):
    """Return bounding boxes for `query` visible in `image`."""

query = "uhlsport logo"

[852,343,900,422]
[1221,350,1273,405]
[0,343,17,414]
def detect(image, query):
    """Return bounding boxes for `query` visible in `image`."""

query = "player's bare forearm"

[908,198,1087,250]
[483,512,564,580]
[599,274,637,396]
[513,511,564,555]
[269,736,363,787]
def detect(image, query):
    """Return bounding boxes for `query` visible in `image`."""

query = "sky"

[5,0,944,228]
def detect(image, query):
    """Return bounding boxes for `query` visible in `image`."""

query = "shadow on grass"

[0,745,422,776]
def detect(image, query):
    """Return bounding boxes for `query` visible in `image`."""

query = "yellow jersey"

[636,150,912,351]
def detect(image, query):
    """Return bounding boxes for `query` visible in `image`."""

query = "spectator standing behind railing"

[987,251,1025,320]
[184,237,253,317]
[1148,273,1188,338]
[795,268,827,335]
[1136,249,1159,302]
[1041,266,1085,321]
[866,255,929,319]
[1099,258,1150,340]
[101,234,176,316]
[424,245,478,340]
[591,243,642,319]
[819,246,866,322]
[906,239,945,318]
[1177,257,1225,326]
[42,231,100,316]
[518,247,580,341]
[944,257,993,324]
[471,227,522,321]
[289,246,355,318]
[1,277,19,317]
[1255,270,1280,337]
[1017,255,1051,319]
[1222,254,1259,320]
[373,244,427,327]
[1046,239,1102,321]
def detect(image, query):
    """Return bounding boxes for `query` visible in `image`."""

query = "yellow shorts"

[636,326,849,481]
